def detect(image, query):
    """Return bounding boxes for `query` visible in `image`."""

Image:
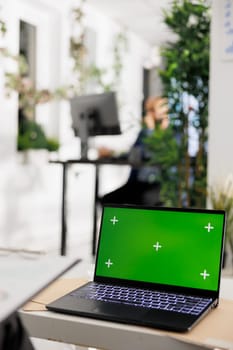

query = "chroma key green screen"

[95,206,225,291]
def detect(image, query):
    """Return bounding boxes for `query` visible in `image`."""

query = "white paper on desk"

[0,255,80,322]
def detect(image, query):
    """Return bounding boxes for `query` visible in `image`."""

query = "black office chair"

[99,179,162,207]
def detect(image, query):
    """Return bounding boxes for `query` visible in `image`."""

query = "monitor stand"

[79,112,89,160]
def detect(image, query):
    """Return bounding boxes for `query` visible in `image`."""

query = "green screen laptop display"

[95,206,225,292]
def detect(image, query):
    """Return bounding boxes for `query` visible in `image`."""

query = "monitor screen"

[95,206,225,292]
[70,92,121,158]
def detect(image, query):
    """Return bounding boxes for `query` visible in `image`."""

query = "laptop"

[46,204,226,332]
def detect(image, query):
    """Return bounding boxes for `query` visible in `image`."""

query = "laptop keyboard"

[71,282,213,316]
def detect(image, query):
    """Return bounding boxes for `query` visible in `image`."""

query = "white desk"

[0,255,80,323]
[21,277,233,350]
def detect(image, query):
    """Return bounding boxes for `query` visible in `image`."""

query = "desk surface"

[50,156,130,164]
[21,277,233,350]
[49,155,154,167]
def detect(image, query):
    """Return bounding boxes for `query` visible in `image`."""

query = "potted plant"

[0,16,65,158]
[159,0,210,208]
[209,176,233,270]
[17,114,60,162]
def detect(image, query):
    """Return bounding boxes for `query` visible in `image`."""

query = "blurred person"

[99,96,169,206]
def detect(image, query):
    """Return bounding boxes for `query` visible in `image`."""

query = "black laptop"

[47,204,226,332]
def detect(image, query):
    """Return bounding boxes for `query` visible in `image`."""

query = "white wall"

[0,0,19,162]
[0,0,151,156]
[0,0,152,248]
[208,0,233,188]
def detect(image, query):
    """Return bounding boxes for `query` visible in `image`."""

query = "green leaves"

[143,127,179,168]
[159,0,210,207]
[17,118,59,152]
[0,19,6,36]
[143,126,179,206]
[70,3,128,94]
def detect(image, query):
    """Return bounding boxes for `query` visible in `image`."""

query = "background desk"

[50,158,138,256]
[21,276,233,350]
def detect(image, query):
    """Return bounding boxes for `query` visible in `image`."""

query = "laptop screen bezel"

[94,204,226,299]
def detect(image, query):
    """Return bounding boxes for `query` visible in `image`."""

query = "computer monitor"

[70,92,121,159]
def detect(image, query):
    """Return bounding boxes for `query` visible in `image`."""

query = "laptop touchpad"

[93,303,147,319]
